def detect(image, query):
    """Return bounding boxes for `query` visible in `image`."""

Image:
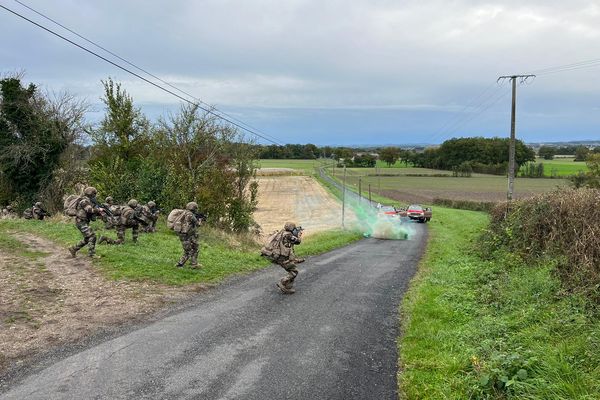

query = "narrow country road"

[0,224,427,400]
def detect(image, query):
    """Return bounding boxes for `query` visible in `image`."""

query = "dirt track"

[254,176,356,235]
[0,233,193,374]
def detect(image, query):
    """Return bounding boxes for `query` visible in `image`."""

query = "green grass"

[0,219,362,286]
[398,206,600,399]
[521,157,589,177]
[0,229,47,259]
[258,159,331,172]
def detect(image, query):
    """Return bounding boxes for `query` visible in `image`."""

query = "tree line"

[538,145,599,160]
[0,75,258,232]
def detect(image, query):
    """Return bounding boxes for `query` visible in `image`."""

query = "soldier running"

[261,222,305,294]
[68,187,104,258]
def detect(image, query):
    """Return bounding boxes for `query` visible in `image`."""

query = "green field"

[330,169,568,204]
[521,157,589,177]
[0,218,362,286]
[257,159,330,172]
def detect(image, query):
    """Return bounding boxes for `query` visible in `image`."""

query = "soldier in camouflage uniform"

[176,202,205,269]
[101,196,118,229]
[98,199,150,245]
[68,187,104,258]
[275,222,305,294]
[1,205,17,219]
[23,202,49,220]
[143,201,160,233]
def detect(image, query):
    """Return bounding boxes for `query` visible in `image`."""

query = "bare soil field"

[254,176,356,235]
[0,233,195,373]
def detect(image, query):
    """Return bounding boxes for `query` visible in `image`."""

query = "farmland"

[521,156,589,177]
[327,166,569,204]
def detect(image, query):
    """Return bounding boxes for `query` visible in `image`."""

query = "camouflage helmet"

[284,222,296,232]
[186,202,198,211]
[127,199,138,208]
[147,201,156,208]
[84,186,97,197]
[6,205,12,211]
[34,202,42,207]
[105,196,114,204]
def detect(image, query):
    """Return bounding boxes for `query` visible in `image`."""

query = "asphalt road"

[1,224,427,400]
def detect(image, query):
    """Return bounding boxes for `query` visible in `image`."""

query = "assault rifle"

[292,226,304,237]
[92,199,113,217]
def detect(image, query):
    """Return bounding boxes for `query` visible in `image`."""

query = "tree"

[538,146,556,160]
[574,146,590,162]
[89,78,150,201]
[569,153,600,188]
[379,147,400,167]
[0,76,86,210]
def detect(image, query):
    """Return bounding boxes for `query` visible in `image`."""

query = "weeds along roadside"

[0,217,362,286]
[398,200,600,399]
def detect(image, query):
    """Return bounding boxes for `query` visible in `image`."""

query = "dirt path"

[254,176,357,235]
[0,233,192,373]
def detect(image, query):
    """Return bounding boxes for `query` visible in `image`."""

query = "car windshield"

[408,205,423,211]
[379,206,396,212]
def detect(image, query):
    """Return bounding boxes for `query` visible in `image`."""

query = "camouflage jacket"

[75,197,97,223]
[279,231,301,259]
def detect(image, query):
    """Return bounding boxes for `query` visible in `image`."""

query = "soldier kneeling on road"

[261,222,305,294]
[167,202,206,269]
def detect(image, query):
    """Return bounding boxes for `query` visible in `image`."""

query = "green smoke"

[345,197,412,240]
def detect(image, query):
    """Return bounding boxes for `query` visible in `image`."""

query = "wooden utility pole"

[342,166,347,229]
[497,74,535,201]
[368,184,372,204]
[358,178,362,202]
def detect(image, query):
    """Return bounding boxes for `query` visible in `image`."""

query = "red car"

[398,204,432,223]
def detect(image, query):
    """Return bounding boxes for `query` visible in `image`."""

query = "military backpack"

[167,209,195,234]
[260,230,290,261]
[63,194,84,217]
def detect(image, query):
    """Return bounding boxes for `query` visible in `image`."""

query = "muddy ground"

[0,233,196,374]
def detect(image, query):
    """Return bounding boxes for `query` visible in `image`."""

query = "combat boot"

[277,281,295,294]
[97,236,107,245]
[190,263,202,270]
[68,246,77,258]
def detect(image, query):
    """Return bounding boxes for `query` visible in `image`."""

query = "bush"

[487,188,600,300]
[432,197,496,212]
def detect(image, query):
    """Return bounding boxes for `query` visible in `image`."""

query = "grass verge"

[398,206,600,399]
[0,219,362,286]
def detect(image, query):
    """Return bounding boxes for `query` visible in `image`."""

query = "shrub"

[432,198,496,212]
[487,188,600,300]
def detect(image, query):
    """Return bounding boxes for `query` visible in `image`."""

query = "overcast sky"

[1,0,600,145]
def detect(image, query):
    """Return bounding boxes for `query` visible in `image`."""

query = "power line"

[0,3,285,146]
[526,57,600,76]
[12,0,284,146]
[426,80,509,144]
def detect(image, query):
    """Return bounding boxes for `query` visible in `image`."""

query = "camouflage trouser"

[144,219,157,233]
[100,225,139,245]
[177,232,199,266]
[277,259,299,289]
[73,221,96,256]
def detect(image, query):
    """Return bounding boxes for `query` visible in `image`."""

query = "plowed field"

[254,176,356,235]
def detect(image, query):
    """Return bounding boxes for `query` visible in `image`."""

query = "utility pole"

[342,166,347,229]
[358,178,362,202]
[497,74,535,202]
[368,184,372,205]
